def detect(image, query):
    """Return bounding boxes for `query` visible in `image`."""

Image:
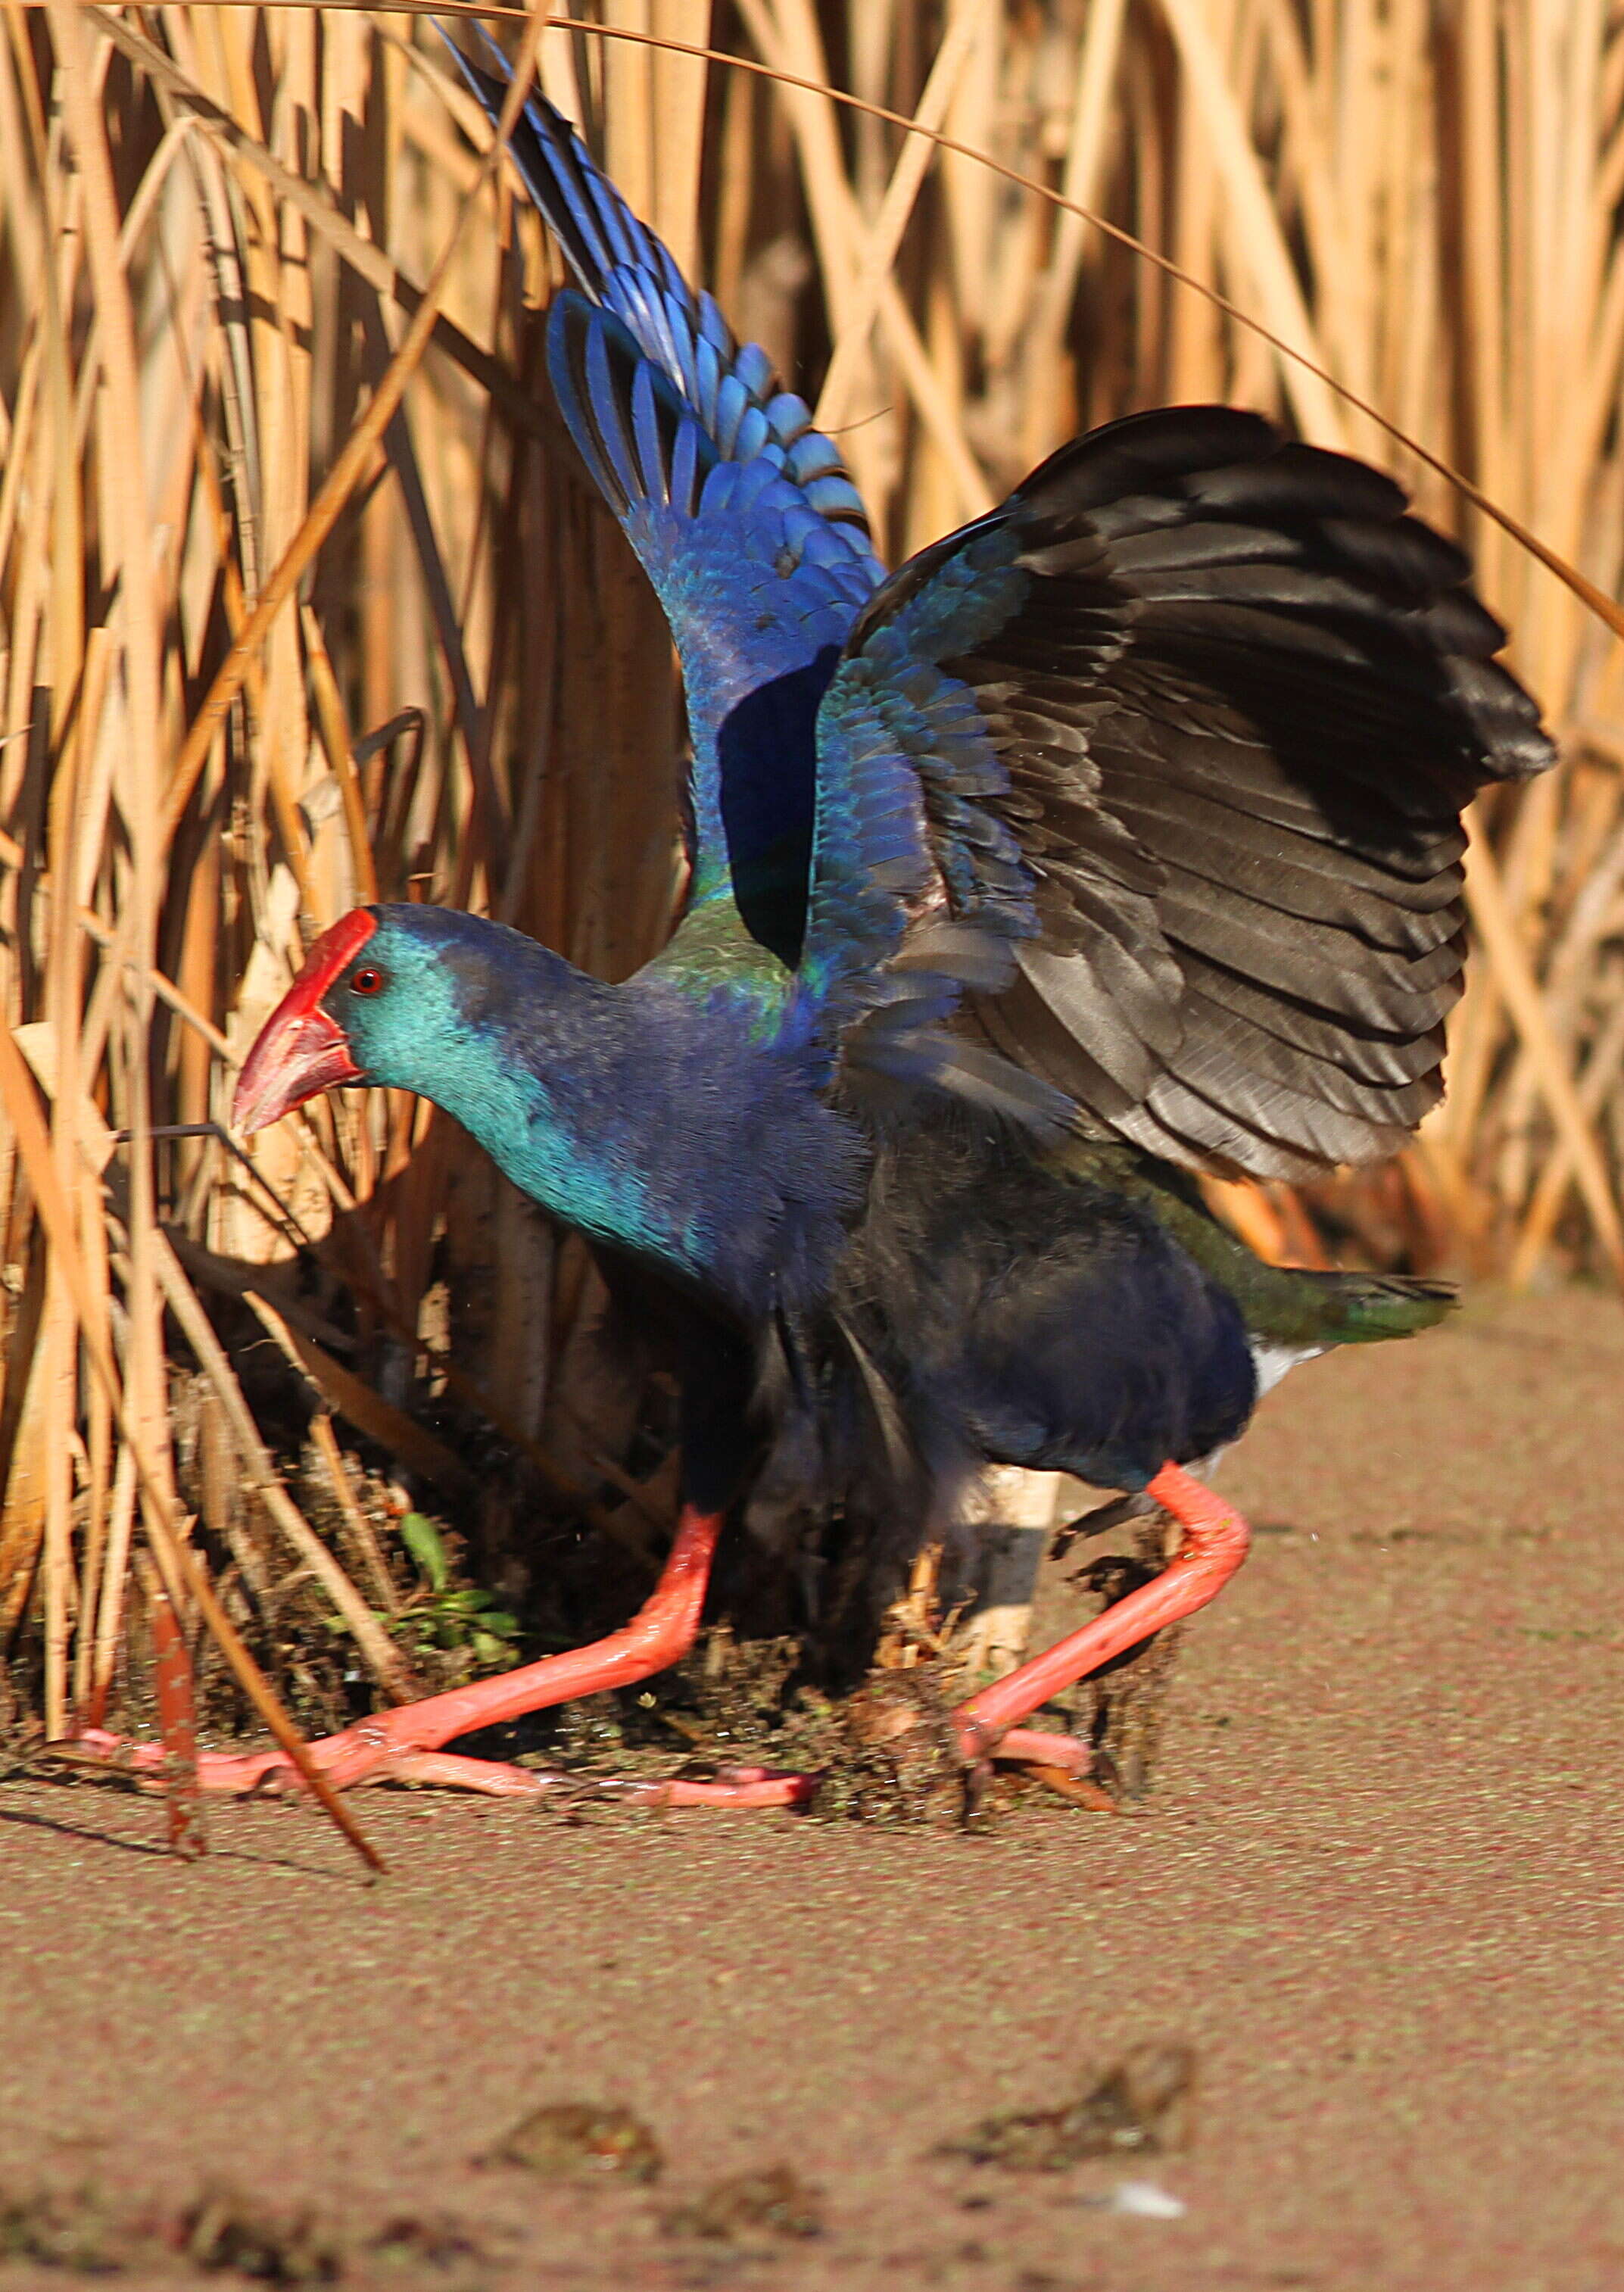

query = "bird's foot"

[815,1461,1246,1814]
[334,1750,816,1809]
[49,1730,818,1809]
[49,1505,735,1803]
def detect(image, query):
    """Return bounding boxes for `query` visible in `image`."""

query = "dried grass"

[2,2,1621,1794]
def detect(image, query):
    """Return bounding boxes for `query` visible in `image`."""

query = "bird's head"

[232,900,862,1314]
[233,903,557,1134]
[232,907,399,1133]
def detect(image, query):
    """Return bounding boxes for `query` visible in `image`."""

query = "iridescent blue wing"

[801,407,1554,1174]
[444,38,881,956]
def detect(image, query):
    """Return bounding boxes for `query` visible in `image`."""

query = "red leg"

[952,1461,1250,1760]
[64,1505,728,1795]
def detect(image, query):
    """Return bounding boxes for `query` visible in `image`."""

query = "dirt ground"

[2,1284,1622,2292]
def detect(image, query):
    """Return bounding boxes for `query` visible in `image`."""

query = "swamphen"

[86,44,1554,1806]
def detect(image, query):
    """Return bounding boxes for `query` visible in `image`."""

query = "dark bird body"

[100,39,1554,1804]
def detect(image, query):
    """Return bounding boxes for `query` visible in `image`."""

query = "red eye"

[349,965,385,997]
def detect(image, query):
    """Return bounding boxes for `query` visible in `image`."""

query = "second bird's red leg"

[952,1461,1251,1762]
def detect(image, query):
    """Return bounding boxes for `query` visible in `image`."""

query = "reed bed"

[2,2,1621,1788]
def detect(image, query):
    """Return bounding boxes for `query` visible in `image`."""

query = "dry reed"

[2,2,1621,1789]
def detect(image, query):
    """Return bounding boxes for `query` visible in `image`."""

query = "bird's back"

[760,1119,1453,1566]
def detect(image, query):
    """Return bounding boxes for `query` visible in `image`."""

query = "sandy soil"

[3,1285,1622,2291]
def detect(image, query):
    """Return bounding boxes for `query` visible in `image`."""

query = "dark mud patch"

[179,2184,344,2281]
[1,2179,136,2274]
[938,2043,1195,2172]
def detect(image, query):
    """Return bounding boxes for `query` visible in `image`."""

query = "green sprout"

[391,1511,520,1668]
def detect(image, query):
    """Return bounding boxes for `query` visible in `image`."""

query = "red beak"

[232,910,377,1134]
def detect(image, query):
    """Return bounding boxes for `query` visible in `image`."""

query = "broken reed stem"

[307,1413,401,1617]
[86,1445,138,1726]
[142,1554,206,1859]
[242,1292,480,1505]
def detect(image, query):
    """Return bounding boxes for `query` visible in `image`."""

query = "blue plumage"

[547,287,873,923]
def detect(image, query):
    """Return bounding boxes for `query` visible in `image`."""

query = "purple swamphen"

[80,39,1554,1807]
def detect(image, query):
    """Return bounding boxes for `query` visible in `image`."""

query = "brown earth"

[2,1285,1622,2292]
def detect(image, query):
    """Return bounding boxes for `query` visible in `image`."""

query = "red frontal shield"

[232,910,377,1134]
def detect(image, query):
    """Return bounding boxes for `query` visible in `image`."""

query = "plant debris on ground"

[937,2043,1196,2172]
[0,2178,494,2284]
[660,2165,824,2245]
[484,2103,663,2185]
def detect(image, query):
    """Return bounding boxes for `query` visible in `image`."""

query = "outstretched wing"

[444,39,881,955]
[802,407,1554,1177]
